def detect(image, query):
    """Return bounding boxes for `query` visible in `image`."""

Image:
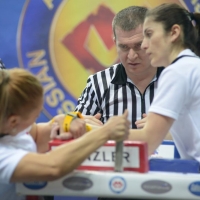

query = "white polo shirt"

[0,126,36,200]
[149,49,200,162]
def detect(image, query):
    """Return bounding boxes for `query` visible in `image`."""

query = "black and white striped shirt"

[75,63,163,128]
[0,59,6,70]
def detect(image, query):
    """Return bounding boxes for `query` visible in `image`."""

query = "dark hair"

[146,3,200,56]
[112,6,148,39]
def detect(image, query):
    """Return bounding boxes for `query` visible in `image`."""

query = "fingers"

[83,115,103,126]
[114,125,130,141]
[136,123,145,129]
[142,113,147,118]
[51,118,87,140]
[57,132,73,140]
[70,118,86,138]
[50,122,73,140]
[105,112,130,141]
[124,110,130,128]
[84,118,103,126]
[50,122,60,139]
[123,109,128,119]
[94,113,101,120]
[135,114,147,129]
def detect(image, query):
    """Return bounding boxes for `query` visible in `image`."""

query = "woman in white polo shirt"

[0,68,129,200]
[128,3,200,162]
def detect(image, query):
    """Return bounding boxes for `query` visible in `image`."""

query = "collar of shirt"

[111,63,164,85]
[177,48,197,58]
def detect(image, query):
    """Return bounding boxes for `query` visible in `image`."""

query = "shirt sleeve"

[0,145,29,183]
[75,76,100,115]
[149,67,188,120]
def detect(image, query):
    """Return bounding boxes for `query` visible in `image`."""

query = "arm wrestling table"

[16,140,200,200]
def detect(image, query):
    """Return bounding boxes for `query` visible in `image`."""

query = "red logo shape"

[62,5,115,73]
[113,181,123,188]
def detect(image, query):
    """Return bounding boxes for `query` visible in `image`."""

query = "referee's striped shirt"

[75,63,163,129]
[0,59,6,70]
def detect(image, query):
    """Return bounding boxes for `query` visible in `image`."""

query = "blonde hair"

[0,68,43,131]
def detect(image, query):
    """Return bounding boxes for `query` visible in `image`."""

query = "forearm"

[35,122,52,153]
[12,111,129,182]
[29,122,52,153]
[11,127,109,182]
[31,114,66,153]
[128,113,174,155]
[128,128,166,156]
[48,127,108,178]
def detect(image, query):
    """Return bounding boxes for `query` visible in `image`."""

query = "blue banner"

[0,0,198,123]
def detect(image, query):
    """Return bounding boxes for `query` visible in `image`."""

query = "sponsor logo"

[18,0,188,118]
[18,0,117,118]
[189,181,200,196]
[142,180,172,194]
[63,176,93,190]
[23,181,47,190]
[87,150,130,162]
[109,176,126,194]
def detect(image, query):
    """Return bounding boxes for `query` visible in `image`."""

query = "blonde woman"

[0,68,130,200]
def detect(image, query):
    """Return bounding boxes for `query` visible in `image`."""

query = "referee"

[75,6,163,130]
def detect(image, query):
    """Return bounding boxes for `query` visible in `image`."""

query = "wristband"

[50,117,55,125]
[63,112,92,132]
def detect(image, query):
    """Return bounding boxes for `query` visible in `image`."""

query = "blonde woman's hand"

[104,110,130,141]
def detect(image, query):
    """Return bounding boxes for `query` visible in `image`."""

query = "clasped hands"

[50,110,131,142]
